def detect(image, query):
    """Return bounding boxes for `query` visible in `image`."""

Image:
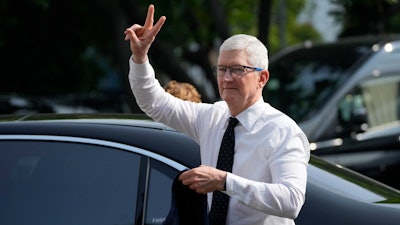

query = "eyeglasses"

[213,65,263,77]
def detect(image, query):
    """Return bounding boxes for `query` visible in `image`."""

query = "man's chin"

[221,94,236,102]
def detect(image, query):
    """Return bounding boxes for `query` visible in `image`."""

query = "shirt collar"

[234,98,267,131]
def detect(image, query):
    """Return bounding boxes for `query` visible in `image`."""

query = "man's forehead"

[218,50,249,64]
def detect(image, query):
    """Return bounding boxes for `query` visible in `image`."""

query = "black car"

[1,113,400,225]
[311,134,400,190]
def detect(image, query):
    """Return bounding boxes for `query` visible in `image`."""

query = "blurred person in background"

[164,80,202,103]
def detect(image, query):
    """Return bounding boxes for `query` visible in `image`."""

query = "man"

[124,4,310,225]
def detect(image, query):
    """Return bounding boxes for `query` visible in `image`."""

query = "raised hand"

[124,4,166,63]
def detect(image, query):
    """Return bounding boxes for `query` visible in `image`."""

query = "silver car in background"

[266,35,400,142]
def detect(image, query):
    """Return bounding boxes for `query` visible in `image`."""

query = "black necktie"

[209,117,239,225]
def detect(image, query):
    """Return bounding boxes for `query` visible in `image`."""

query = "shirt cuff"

[129,56,152,79]
[224,172,232,193]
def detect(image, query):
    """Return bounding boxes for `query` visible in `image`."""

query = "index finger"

[143,4,155,29]
[178,169,191,181]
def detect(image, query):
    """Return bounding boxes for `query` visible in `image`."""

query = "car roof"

[0,113,201,168]
[310,133,400,154]
[270,34,400,61]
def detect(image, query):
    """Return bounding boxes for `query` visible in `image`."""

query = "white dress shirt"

[129,58,310,225]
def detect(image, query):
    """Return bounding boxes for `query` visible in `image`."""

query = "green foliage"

[269,0,321,53]
[0,0,110,95]
[329,0,400,37]
[0,0,322,101]
[140,0,317,54]
[140,0,217,50]
[222,0,259,35]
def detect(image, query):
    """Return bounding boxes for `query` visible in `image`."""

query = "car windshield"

[265,40,376,122]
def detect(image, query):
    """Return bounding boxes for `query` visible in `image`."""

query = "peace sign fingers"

[124,4,166,63]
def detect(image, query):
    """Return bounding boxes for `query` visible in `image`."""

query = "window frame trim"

[0,134,187,171]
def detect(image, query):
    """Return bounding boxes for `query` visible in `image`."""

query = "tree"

[0,0,318,112]
[329,0,400,37]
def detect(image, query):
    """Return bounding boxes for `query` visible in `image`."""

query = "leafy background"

[1,0,399,112]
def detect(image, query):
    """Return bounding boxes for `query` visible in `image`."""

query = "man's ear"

[258,70,269,88]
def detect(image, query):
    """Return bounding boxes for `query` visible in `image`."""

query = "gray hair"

[219,34,269,70]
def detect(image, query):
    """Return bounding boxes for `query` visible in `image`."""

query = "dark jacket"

[163,170,209,225]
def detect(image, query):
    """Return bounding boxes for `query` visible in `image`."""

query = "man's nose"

[223,68,234,80]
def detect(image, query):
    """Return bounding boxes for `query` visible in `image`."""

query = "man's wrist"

[131,55,148,64]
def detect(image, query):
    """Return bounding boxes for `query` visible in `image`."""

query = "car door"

[0,136,183,225]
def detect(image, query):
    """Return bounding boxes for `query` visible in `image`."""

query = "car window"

[266,42,373,122]
[360,74,400,128]
[145,159,180,225]
[337,73,400,135]
[0,140,141,225]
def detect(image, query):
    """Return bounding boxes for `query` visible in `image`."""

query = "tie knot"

[228,117,239,128]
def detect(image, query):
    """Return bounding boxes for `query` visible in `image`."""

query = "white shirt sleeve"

[128,57,205,141]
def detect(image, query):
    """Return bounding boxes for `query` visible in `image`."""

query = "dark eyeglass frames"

[213,65,263,77]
